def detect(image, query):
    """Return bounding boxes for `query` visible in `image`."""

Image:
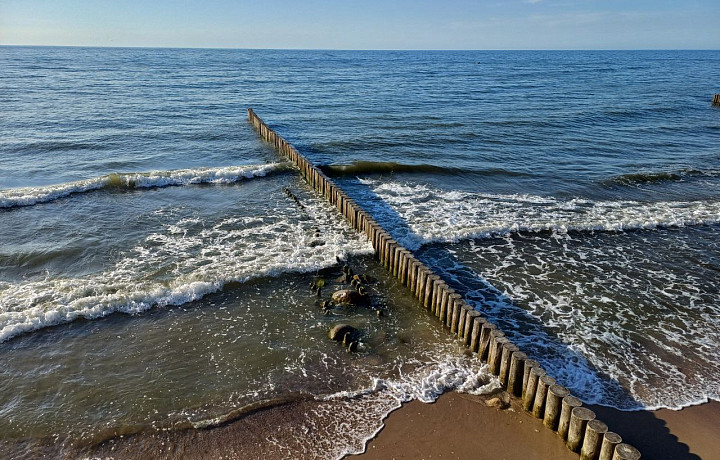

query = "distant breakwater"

[247,108,642,460]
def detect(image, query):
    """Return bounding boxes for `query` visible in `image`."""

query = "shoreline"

[2,390,718,459]
[354,391,578,460]
[355,393,720,460]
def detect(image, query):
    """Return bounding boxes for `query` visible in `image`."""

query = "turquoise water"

[1,47,720,457]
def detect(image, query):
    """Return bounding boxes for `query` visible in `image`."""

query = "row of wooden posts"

[247,108,642,460]
[713,94,720,106]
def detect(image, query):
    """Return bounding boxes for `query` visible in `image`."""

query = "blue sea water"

[1,47,720,457]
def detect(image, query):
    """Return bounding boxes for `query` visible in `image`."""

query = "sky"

[1,0,719,50]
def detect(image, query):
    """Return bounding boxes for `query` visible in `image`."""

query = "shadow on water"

[338,173,701,460]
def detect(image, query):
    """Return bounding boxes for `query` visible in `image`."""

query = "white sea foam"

[357,178,720,250]
[0,194,373,343]
[442,227,720,411]
[0,163,287,208]
[260,356,499,459]
[354,179,720,410]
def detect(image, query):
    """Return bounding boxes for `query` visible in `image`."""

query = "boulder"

[331,289,363,305]
[329,324,356,341]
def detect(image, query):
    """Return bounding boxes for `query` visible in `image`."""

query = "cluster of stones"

[314,263,375,352]
[248,108,643,460]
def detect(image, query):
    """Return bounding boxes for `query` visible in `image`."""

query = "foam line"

[0,163,288,209]
[357,178,720,250]
[0,197,373,343]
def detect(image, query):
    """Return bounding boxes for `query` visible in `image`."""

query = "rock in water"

[329,324,356,341]
[331,289,363,305]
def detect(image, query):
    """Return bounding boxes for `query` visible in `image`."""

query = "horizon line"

[1,44,719,52]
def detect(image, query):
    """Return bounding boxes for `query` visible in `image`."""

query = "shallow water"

[1,47,719,457]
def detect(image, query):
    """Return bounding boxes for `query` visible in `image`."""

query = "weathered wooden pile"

[247,108,642,460]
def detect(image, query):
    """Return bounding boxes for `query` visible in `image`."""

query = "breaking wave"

[356,178,720,250]
[606,168,720,186]
[319,161,528,178]
[0,163,289,209]
[354,178,720,410]
[279,356,499,459]
[0,195,373,343]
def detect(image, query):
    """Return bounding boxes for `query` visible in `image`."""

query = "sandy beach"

[356,393,720,460]
[65,389,719,459]
[61,391,583,459]
[590,400,720,460]
[356,392,578,460]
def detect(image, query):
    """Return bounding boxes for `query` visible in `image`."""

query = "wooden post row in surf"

[247,109,642,460]
[713,94,720,106]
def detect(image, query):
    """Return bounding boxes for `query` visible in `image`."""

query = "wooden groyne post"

[247,108,641,460]
[713,94,720,106]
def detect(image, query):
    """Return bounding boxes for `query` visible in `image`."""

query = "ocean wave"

[0,163,289,209]
[606,168,720,186]
[317,357,499,459]
[310,139,400,153]
[356,178,720,250]
[437,225,720,411]
[370,177,720,410]
[321,161,453,176]
[319,161,528,178]
[351,177,720,410]
[257,356,499,459]
[0,197,373,343]
[309,134,473,153]
[4,139,104,154]
[81,347,499,459]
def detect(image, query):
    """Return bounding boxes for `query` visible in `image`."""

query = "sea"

[1,47,719,459]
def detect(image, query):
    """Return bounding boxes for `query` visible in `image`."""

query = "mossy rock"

[331,289,364,305]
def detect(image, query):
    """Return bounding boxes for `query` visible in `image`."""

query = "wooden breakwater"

[713,94,720,106]
[247,108,642,460]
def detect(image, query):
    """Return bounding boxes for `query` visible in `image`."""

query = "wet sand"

[31,391,720,459]
[591,400,720,460]
[74,397,322,459]
[356,393,720,460]
[80,391,581,460]
[355,392,578,460]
